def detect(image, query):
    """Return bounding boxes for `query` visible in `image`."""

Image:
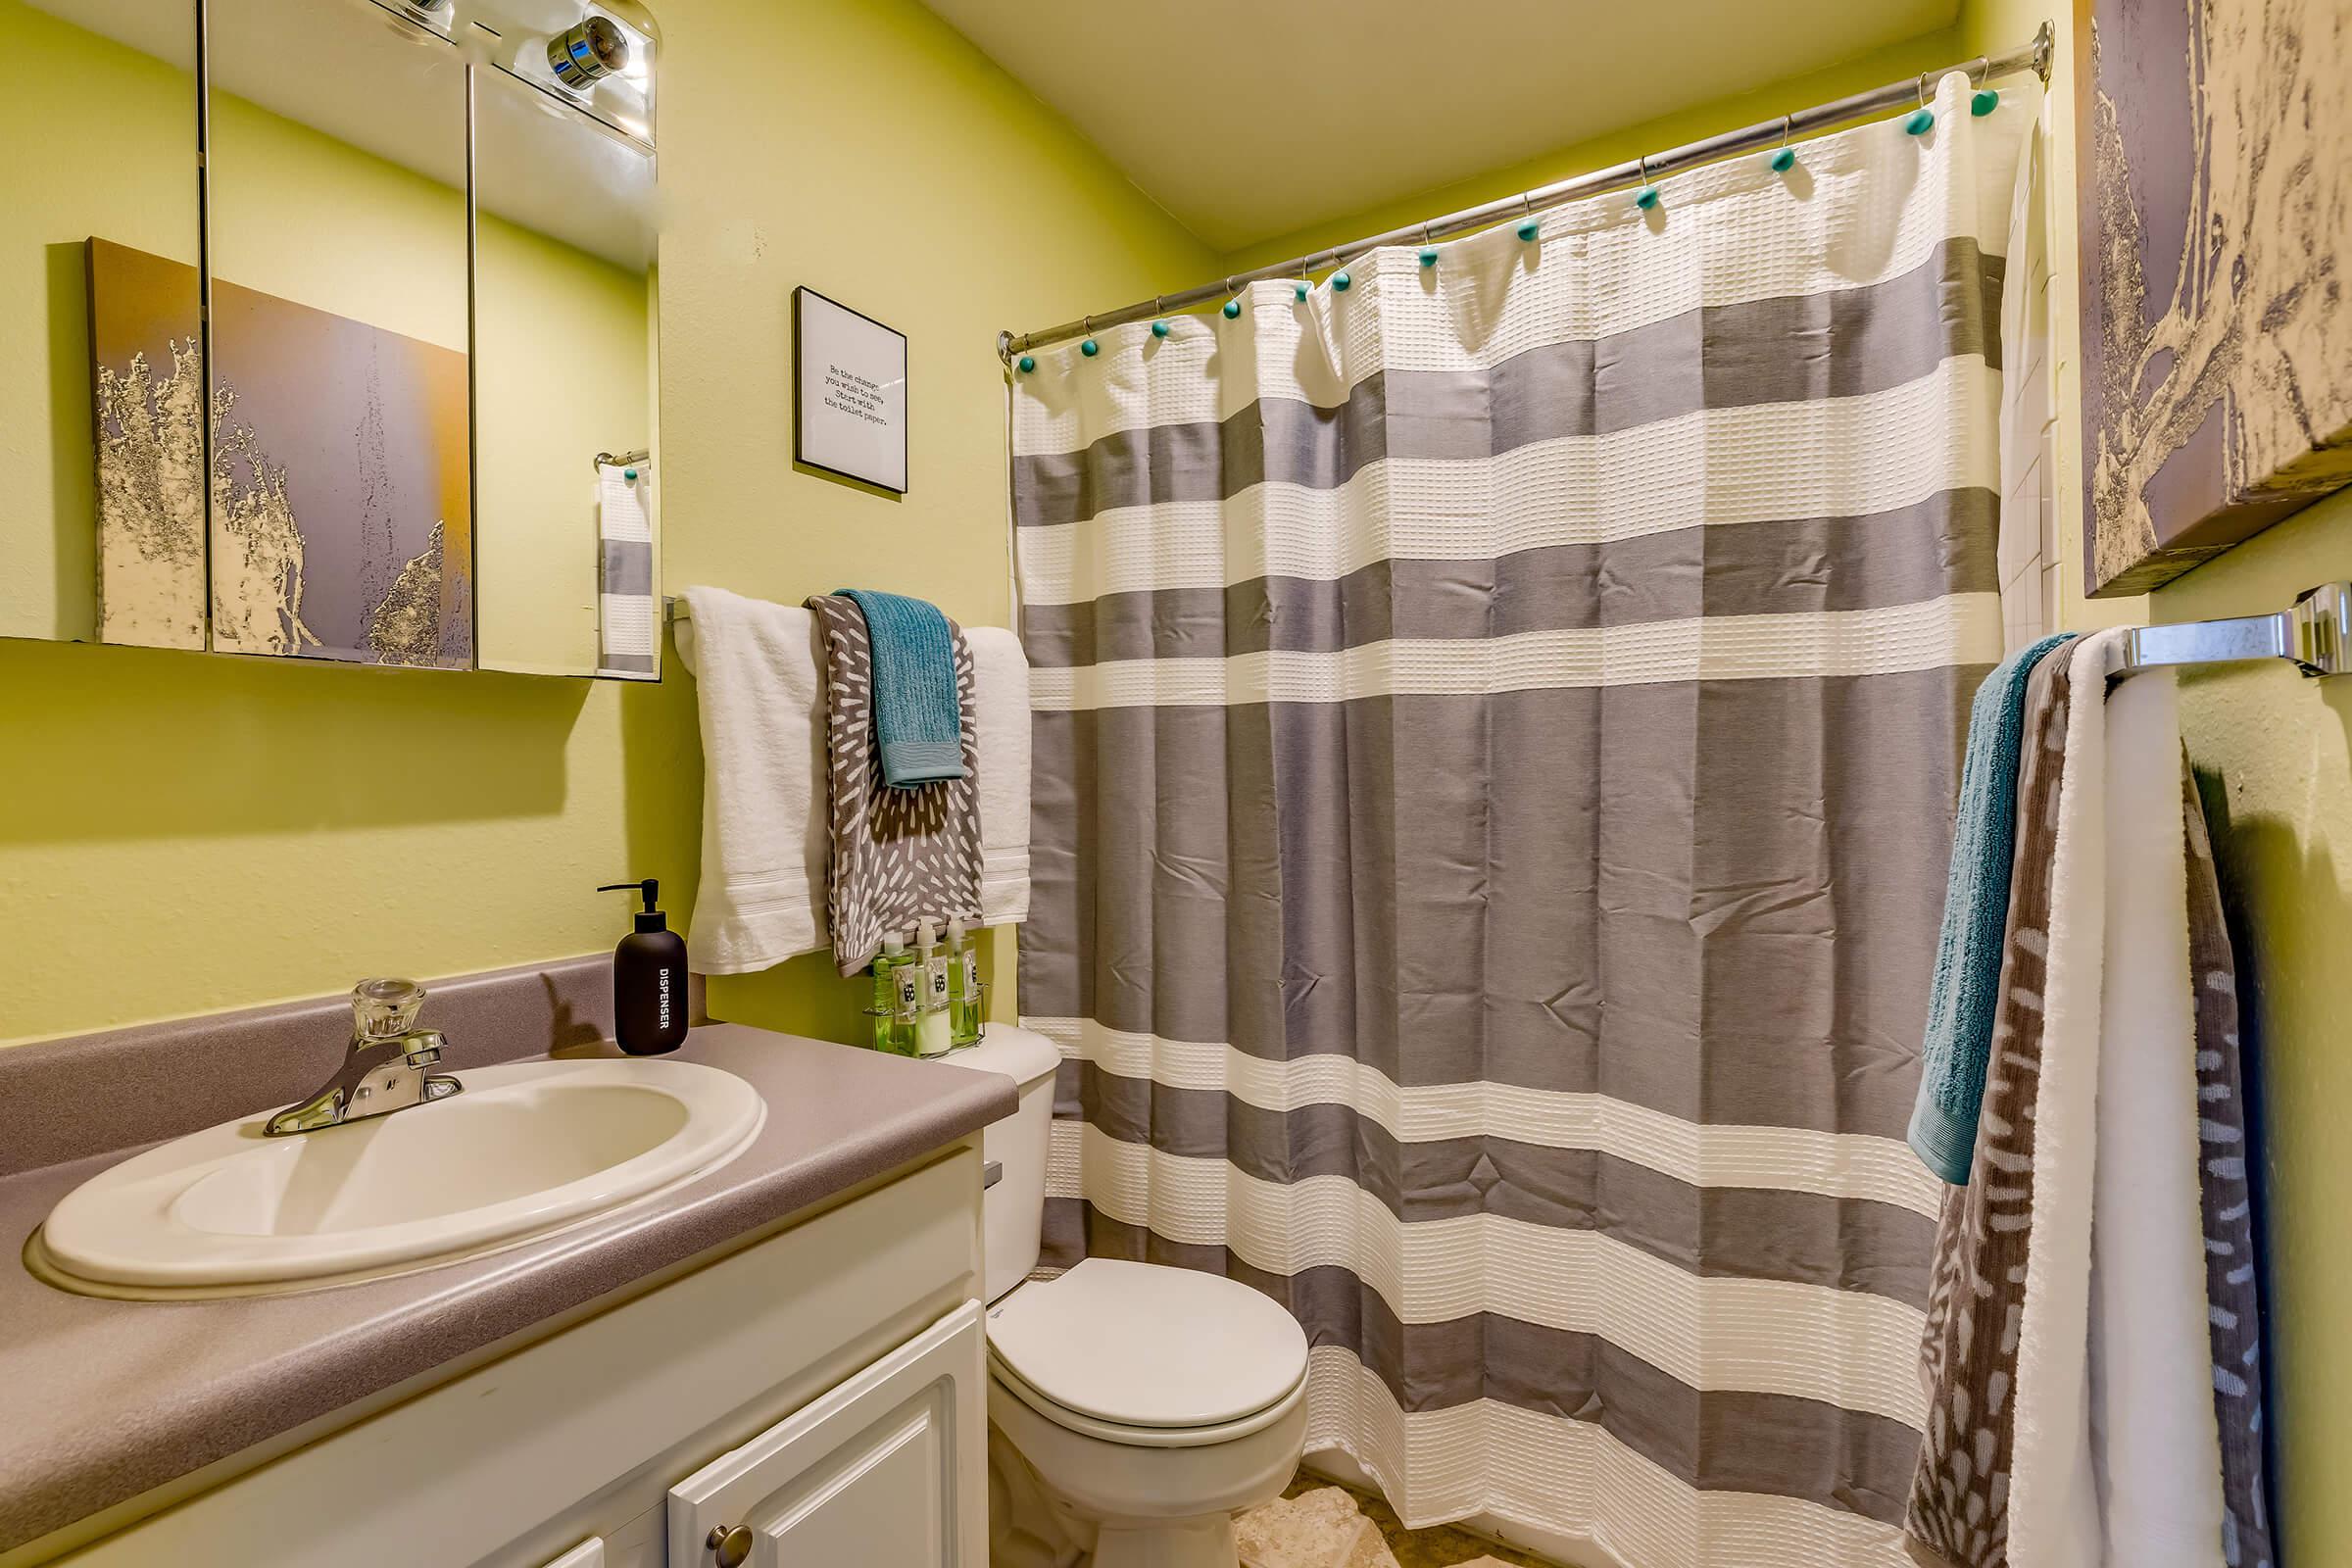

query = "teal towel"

[1908,633,2074,1184]
[836,588,966,787]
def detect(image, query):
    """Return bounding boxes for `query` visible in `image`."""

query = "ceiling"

[919,0,1958,253]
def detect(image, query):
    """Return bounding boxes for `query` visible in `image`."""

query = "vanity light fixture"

[548,15,630,90]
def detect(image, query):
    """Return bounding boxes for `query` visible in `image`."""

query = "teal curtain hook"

[1768,115,1796,173]
[1970,63,1999,118]
[1016,354,1035,373]
[1905,73,1935,135]
[1295,260,1310,302]
[1418,224,1439,268]
[1152,319,1171,338]
[1332,269,1351,291]
[1515,194,1540,243]
[622,466,638,481]
[1079,318,1099,357]
[1634,154,1660,211]
[1223,298,1242,318]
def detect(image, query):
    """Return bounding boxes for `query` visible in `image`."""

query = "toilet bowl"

[951,1029,1310,1568]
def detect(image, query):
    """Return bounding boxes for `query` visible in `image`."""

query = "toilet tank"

[942,1025,1061,1301]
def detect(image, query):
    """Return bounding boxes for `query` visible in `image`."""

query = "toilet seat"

[986,1259,1309,1449]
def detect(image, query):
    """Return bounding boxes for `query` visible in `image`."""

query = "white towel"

[2010,629,2226,1567]
[674,590,1033,972]
[966,626,1032,928]
[673,586,829,975]
[2089,667,2223,1568]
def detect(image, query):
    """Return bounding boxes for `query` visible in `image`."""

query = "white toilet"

[954,1028,1309,1568]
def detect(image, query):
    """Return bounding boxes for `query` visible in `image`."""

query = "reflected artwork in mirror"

[205,0,474,666]
[88,239,206,649]
[7,0,203,649]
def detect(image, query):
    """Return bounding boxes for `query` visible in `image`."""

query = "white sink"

[37,1057,765,1296]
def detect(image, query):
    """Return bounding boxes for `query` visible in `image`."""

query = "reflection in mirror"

[4,0,201,649]
[471,11,659,679]
[205,0,473,667]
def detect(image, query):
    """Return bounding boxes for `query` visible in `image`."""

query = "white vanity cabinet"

[49,1146,987,1568]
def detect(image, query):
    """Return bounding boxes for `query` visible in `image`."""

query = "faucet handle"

[351,978,427,1041]
[400,1028,448,1068]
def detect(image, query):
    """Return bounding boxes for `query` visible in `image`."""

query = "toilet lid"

[986,1258,1309,1430]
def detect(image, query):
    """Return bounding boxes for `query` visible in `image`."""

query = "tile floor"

[1235,1473,1551,1568]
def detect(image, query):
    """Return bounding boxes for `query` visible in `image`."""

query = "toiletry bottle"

[596,879,689,1054]
[889,928,924,1050]
[947,916,982,1046]
[871,934,914,1055]
[915,918,953,1057]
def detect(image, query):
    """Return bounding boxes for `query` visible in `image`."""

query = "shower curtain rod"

[999,22,2055,358]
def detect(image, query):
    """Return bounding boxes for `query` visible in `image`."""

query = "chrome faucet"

[264,978,464,1137]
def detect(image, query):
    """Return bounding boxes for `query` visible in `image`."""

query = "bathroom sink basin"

[37,1058,765,1296]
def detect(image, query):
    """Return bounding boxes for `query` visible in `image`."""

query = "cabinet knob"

[707,1524,754,1567]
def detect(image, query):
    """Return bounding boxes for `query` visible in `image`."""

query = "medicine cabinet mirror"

[0,0,662,679]
[7,0,204,649]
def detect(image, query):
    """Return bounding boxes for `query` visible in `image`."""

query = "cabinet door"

[542,1542,604,1568]
[667,1300,985,1568]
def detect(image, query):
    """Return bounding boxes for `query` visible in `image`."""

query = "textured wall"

[0,0,1214,1046]
[2161,504,2352,1564]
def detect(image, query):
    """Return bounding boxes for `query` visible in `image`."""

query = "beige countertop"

[0,1023,1015,1555]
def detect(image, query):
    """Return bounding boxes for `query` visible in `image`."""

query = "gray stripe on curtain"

[1042,1199,1924,1521]
[1020,491,2000,666]
[1013,240,2003,525]
[1025,670,1973,1138]
[1067,1059,1935,1297]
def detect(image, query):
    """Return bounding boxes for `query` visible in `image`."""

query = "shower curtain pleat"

[1013,71,2034,1567]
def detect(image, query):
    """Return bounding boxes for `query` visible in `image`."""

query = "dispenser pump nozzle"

[598,878,667,932]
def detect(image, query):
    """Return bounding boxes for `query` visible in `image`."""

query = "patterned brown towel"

[1905,647,2075,1568]
[2182,765,2276,1568]
[807,594,983,976]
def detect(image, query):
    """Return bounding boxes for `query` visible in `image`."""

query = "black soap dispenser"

[597,879,689,1054]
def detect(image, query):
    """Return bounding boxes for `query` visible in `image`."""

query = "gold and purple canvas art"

[89,237,472,665]
[2078,1,2352,595]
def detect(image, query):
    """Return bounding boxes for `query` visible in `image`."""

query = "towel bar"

[2114,581,2350,679]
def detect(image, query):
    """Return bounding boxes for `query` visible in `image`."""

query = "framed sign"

[794,286,908,493]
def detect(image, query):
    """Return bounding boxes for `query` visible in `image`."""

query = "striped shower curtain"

[1011,72,2034,1568]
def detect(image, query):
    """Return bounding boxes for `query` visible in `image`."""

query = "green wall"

[0,0,1215,1045]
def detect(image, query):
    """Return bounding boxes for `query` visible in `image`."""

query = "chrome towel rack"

[2115,582,2351,679]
